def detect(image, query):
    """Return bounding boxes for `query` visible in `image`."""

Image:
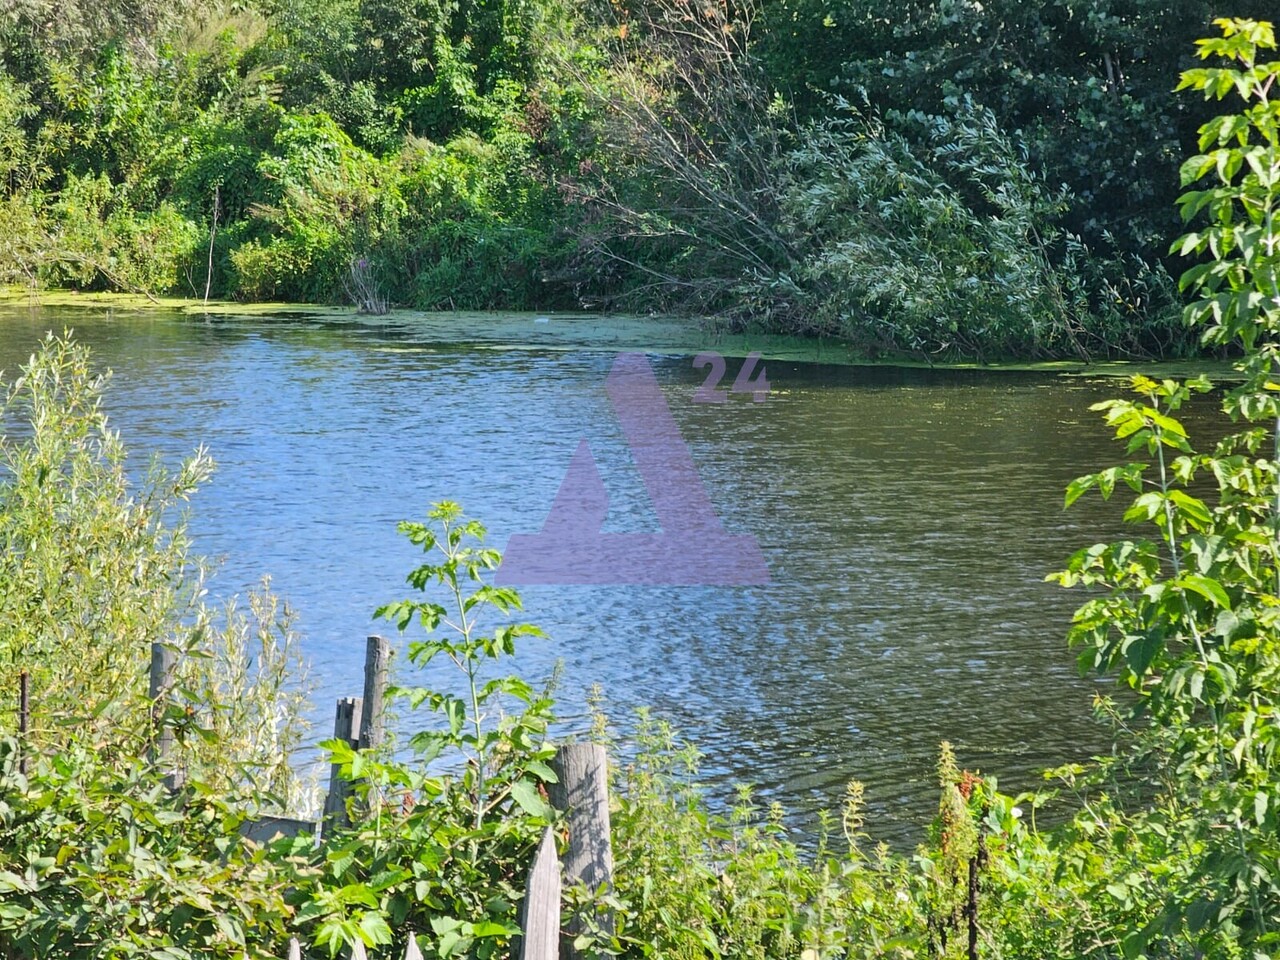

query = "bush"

[44,173,202,294]
[0,738,297,960]
[769,101,1185,360]
[1052,19,1280,956]
[599,712,927,959]
[0,334,313,801]
[228,112,400,302]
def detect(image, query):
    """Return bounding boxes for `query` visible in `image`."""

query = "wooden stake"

[359,636,390,750]
[549,742,614,955]
[322,696,363,828]
[149,643,183,790]
[17,670,29,776]
[519,827,562,960]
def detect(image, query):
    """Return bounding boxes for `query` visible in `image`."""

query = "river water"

[0,303,1185,842]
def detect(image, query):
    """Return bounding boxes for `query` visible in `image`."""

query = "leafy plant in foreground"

[0,736,296,960]
[1055,18,1280,957]
[0,333,314,806]
[301,503,556,957]
[375,501,555,831]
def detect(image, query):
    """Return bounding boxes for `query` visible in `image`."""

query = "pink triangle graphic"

[497,353,770,585]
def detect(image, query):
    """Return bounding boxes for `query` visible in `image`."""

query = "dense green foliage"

[1,0,1273,358]
[759,1,1269,257]
[1049,20,1280,954]
[0,0,582,310]
[0,739,296,959]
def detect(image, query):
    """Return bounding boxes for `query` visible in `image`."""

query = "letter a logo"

[497,353,770,585]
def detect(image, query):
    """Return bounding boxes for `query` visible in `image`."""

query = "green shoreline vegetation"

[2,11,1280,960]
[0,0,1272,361]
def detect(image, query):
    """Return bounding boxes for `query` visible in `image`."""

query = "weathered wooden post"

[149,643,174,761]
[17,670,29,776]
[359,635,390,750]
[966,852,980,960]
[519,827,562,960]
[149,642,183,791]
[322,696,363,828]
[549,742,614,956]
[286,938,301,960]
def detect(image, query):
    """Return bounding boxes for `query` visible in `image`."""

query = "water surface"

[0,303,1191,842]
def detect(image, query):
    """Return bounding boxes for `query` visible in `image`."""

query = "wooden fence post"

[322,696,363,828]
[149,642,174,763]
[519,827,562,960]
[17,670,28,776]
[549,742,614,956]
[149,642,183,791]
[286,938,301,960]
[359,635,390,750]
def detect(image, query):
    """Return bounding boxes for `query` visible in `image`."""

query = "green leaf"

[358,910,393,946]
[444,697,466,737]
[1124,492,1164,523]
[1177,574,1230,609]
[470,920,518,938]
[431,916,464,935]
[1168,489,1212,525]
[1121,927,1150,960]
[439,930,465,958]
[524,760,559,784]
[509,779,553,819]
[0,870,29,893]
[1125,632,1164,675]
[1064,474,1096,508]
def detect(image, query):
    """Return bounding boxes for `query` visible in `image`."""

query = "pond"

[0,301,1190,843]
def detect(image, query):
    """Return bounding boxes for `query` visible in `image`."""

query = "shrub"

[47,173,202,294]
[0,737,297,960]
[772,100,1184,360]
[0,333,312,801]
[1053,18,1280,957]
[598,711,927,959]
